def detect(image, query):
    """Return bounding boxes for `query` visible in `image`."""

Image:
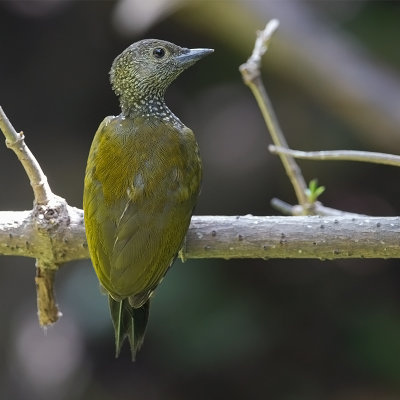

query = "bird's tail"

[108,296,150,361]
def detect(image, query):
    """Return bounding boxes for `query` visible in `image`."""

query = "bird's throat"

[121,95,184,127]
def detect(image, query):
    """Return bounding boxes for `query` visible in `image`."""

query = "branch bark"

[2,212,400,260]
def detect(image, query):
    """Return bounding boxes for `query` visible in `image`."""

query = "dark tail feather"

[108,296,150,361]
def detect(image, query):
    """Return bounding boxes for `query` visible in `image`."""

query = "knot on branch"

[32,195,74,268]
[30,196,75,326]
[239,63,260,85]
[5,130,25,149]
[33,195,70,231]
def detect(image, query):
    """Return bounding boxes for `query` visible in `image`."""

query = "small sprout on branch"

[306,179,325,204]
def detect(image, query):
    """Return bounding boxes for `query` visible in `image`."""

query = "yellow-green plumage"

[85,115,201,301]
[83,39,213,360]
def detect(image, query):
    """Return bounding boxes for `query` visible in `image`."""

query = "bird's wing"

[108,185,192,302]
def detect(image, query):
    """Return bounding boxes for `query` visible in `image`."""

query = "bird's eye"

[153,48,166,58]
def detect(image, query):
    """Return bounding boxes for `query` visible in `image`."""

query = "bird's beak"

[176,48,214,66]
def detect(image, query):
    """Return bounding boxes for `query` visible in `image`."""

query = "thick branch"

[1,213,400,260]
[0,206,87,263]
[187,215,400,259]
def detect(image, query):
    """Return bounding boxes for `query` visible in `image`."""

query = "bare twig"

[240,19,280,81]
[239,20,309,207]
[269,145,400,167]
[268,145,400,217]
[0,106,53,205]
[240,22,386,219]
[270,198,366,217]
[270,198,298,215]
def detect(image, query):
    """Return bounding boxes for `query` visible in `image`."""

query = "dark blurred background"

[1,1,400,399]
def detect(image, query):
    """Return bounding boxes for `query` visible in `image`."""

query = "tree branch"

[269,145,400,167]
[1,212,400,260]
[0,106,53,205]
[0,106,78,326]
[239,21,372,219]
[239,20,309,207]
[187,215,400,259]
[0,207,87,262]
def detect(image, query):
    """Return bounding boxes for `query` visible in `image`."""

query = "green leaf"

[306,179,325,203]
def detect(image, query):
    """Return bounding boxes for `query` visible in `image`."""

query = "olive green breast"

[83,115,202,305]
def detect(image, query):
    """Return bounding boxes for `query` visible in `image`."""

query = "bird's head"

[110,39,213,115]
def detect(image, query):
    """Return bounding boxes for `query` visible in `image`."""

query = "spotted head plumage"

[110,39,213,119]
